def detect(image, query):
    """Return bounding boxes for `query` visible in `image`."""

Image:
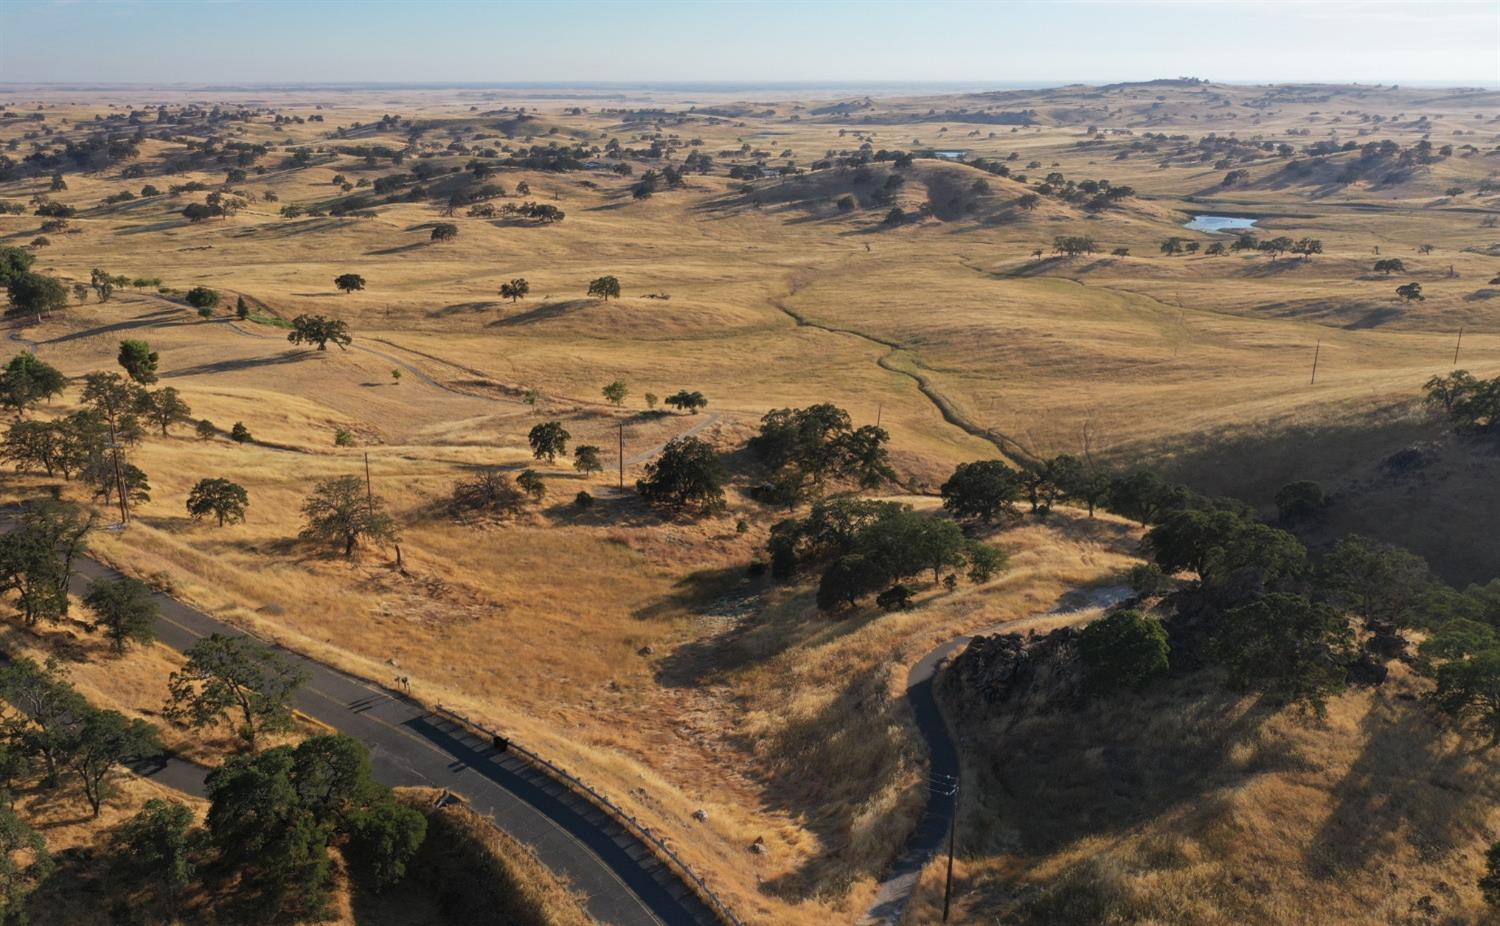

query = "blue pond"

[1184,214,1258,233]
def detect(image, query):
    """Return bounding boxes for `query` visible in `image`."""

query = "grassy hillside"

[2,80,1497,924]
[920,636,1499,925]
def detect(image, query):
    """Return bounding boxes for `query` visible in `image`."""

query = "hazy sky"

[2,0,1497,87]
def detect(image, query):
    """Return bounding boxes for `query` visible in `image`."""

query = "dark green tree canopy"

[1211,593,1354,708]
[663,390,707,414]
[333,273,366,293]
[165,633,308,748]
[940,459,1024,523]
[83,576,158,653]
[117,337,161,384]
[587,275,621,300]
[5,272,69,319]
[187,477,249,527]
[499,278,529,302]
[0,352,67,416]
[527,421,570,462]
[184,286,220,311]
[1079,610,1170,692]
[636,436,726,516]
[288,315,352,351]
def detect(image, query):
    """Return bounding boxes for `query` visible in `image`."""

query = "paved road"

[857,585,1133,925]
[28,540,721,926]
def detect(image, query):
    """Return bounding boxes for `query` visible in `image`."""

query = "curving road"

[3,521,722,926]
[857,585,1133,926]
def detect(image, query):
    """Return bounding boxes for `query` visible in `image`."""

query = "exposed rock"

[943,627,1085,710]
[1366,622,1409,659]
[1346,652,1389,687]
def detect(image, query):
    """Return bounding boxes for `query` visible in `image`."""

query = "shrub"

[1078,610,1170,692]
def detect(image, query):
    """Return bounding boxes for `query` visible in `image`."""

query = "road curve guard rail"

[433,704,745,926]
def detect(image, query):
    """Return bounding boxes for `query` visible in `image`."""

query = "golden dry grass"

[2,81,1498,924]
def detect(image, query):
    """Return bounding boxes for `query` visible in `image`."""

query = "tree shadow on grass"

[1304,694,1498,878]
[948,672,1280,857]
[41,309,186,344]
[751,663,927,904]
[485,299,592,328]
[364,242,430,257]
[163,351,311,379]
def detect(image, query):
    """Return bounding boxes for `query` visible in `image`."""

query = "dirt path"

[856,585,1132,926]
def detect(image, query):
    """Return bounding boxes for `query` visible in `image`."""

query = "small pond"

[1184,214,1258,233]
[929,150,967,160]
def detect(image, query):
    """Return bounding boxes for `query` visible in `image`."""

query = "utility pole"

[1309,340,1321,385]
[942,781,959,922]
[618,421,624,489]
[364,452,374,509]
[875,402,882,428]
[1453,326,1464,368]
[106,417,129,526]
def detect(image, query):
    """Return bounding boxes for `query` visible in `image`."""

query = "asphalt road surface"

[29,536,722,926]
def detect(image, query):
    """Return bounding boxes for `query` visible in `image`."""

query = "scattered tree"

[83,576,158,653]
[602,380,628,406]
[0,352,66,416]
[573,445,603,474]
[664,390,707,414]
[636,436,725,515]
[288,315,352,351]
[499,278,529,302]
[5,272,69,319]
[187,478,249,527]
[137,386,190,435]
[516,469,546,502]
[940,459,1023,523]
[1079,610,1170,691]
[299,475,397,558]
[333,273,365,294]
[117,340,159,385]
[166,634,307,749]
[527,421,570,462]
[587,276,621,301]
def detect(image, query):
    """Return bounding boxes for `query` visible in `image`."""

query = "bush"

[635,437,725,515]
[1211,593,1353,707]
[573,490,593,509]
[451,471,525,517]
[1079,610,1170,692]
[876,584,915,611]
[1127,562,1166,597]
[1275,480,1326,524]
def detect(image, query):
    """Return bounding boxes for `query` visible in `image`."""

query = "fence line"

[433,704,745,926]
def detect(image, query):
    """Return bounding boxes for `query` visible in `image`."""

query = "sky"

[1,0,1497,87]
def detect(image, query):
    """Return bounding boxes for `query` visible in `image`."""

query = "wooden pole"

[364,452,374,509]
[1453,327,1464,368]
[1309,340,1321,385]
[618,421,624,489]
[942,782,958,922]
[107,417,129,526]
